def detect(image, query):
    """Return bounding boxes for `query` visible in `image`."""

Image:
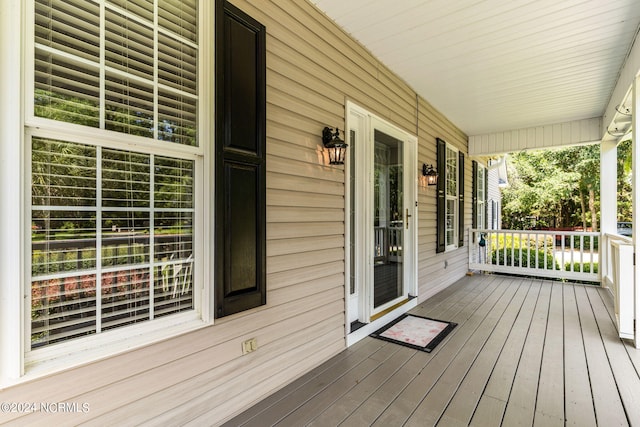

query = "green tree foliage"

[502,149,580,229]
[502,141,632,229]
[548,143,600,230]
[617,139,633,222]
[34,89,100,127]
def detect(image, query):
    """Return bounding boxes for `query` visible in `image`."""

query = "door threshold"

[371,297,410,321]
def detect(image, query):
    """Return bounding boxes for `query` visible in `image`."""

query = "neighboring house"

[0,0,638,425]
[487,156,509,230]
[471,155,505,233]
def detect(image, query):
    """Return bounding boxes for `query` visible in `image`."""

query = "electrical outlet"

[242,338,257,355]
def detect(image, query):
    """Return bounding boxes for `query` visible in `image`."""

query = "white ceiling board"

[310,0,640,136]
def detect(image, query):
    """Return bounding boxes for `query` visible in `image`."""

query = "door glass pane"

[373,130,403,308]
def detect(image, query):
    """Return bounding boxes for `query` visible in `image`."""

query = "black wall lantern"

[422,163,438,186]
[322,127,348,165]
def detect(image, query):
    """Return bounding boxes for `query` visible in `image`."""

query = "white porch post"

[600,139,617,283]
[0,0,24,382]
[634,74,640,348]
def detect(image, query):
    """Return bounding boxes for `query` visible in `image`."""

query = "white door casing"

[345,101,417,338]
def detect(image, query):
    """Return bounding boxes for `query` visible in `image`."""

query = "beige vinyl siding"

[5,0,469,424]
[416,96,471,300]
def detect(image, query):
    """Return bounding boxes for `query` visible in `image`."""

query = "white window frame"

[0,0,213,383]
[445,143,459,251]
[0,0,25,386]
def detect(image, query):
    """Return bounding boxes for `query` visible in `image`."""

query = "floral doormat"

[370,314,457,352]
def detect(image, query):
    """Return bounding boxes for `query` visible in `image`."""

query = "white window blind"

[31,138,194,347]
[30,0,199,350]
[34,0,198,146]
[445,145,458,248]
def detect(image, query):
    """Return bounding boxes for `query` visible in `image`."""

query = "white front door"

[346,103,417,329]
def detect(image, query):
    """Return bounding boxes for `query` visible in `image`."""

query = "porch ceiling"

[310,0,640,137]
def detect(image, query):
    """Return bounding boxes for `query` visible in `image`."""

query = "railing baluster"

[544,233,548,270]
[552,233,556,271]
[570,235,574,272]
[503,232,507,267]
[579,235,584,273]
[560,234,565,272]
[589,237,602,273]
[518,232,523,268]
[510,231,514,268]
[532,233,537,270]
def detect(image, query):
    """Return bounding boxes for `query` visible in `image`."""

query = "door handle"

[406,208,411,229]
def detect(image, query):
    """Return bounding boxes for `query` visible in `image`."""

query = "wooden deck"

[223,274,640,426]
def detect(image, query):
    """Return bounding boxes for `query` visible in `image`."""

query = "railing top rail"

[604,232,633,245]
[470,228,599,237]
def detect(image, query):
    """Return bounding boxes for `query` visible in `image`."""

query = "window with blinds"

[34,0,198,146]
[476,164,486,230]
[445,145,458,249]
[30,0,199,349]
[31,138,194,347]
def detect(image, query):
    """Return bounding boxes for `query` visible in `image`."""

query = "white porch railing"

[602,233,634,340]
[469,228,600,282]
[374,223,403,263]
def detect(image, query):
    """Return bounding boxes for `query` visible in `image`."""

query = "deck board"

[229,339,387,426]
[342,275,505,427]
[533,281,565,426]
[438,279,532,426]
[225,276,640,427]
[472,280,541,412]
[562,284,597,427]
[501,280,551,426]
[586,286,640,426]
[405,278,524,426]
[305,346,415,426]
[574,285,628,426]
[370,277,511,427]
[273,345,400,426]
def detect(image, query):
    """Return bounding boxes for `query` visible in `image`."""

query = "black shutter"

[215,0,266,318]
[458,151,465,247]
[472,160,478,229]
[436,138,446,253]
